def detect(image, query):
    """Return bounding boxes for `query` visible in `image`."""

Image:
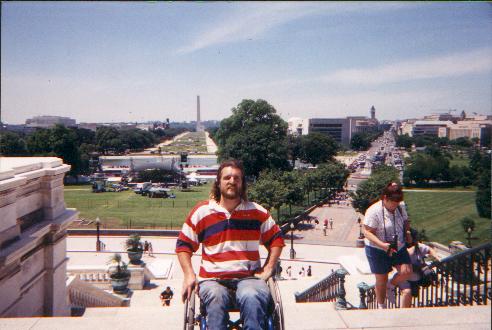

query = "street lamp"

[96,217,101,252]
[289,222,296,259]
[466,226,473,248]
[357,217,364,239]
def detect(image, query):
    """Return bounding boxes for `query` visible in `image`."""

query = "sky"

[2,1,492,124]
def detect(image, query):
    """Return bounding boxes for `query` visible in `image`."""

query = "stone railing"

[67,276,128,308]
[357,242,491,309]
[67,263,146,290]
[294,269,349,309]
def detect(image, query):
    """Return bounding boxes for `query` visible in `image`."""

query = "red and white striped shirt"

[175,199,285,279]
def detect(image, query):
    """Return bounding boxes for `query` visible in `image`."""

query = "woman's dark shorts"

[365,245,411,274]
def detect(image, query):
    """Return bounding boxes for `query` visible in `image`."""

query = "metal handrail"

[357,242,491,309]
[294,269,348,309]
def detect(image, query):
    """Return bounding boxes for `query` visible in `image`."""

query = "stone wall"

[0,157,78,317]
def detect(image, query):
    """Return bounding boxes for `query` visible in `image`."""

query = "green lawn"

[65,183,212,229]
[448,152,469,167]
[405,191,490,246]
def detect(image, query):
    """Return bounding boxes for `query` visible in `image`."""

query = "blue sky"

[2,2,491,124]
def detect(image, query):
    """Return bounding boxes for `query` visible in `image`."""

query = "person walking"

[148,241,154,257]
[144,240,149,256]
[307,265,312,277]
[363,182,412,309]
[323,219,328,236]
[286,266,292,279]
[160,286,174,306]
[329,218,334,230]
[176,159,285,329]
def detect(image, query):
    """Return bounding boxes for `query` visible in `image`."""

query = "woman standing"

[363,182,412,309]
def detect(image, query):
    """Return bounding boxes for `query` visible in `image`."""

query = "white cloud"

[322,48,492,85]
[176,2,410,54]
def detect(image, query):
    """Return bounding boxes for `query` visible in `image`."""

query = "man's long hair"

[210,159,248,202]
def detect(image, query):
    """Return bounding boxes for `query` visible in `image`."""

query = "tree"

[50,124,81,175]
[316,161,350,193]
[287,134,302,164]
[395,134,413,150]
[460,216,475,232]
[350,133,371,151]
[475,153,491,218]
[248,170,288,222]
[215,99,289,177]
[96,126,124,154]
[26,128,53,154]
[0,131,27,155]
[298,132,339,166]
[351,164,400,214]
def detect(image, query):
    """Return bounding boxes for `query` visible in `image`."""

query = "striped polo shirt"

[175,199,285,279]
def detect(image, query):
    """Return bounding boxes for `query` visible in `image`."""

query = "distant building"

[287,117,308,136]
[412,120,452,137]
[25,115,76,128]
[294,106,379,146]
[308,118,350,145]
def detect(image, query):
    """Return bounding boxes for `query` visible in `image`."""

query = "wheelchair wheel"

[268,277,285,330]
[183,288,196,330]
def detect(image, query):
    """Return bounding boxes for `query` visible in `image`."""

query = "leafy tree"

[298,132,339,166]
[460,216,475,232]
[74,127,96,145]
[0,131,27,155]
[96,126,124,154]
[350,133,371,151]
[26,128,53,154]
[50,124,81,175]
[316,161,350,192]
[351,164,400,214]
[451,137,473,148]
[475,153,491,218]
[215,99,289,177]
[287,134,302,164]
[279,170,304,214]
[405,152,450,184]
[249,170,288,221]
[395,134,413,149]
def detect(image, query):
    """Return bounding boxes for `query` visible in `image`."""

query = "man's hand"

[254,265,274,281]
[181,273,197,303]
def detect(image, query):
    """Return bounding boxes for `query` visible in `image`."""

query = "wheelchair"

[183,276,284,330]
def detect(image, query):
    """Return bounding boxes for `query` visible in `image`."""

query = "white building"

[25,116,76,128]
[0,157,78,317]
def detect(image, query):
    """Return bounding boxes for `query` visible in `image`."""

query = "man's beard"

[221,184,240,200]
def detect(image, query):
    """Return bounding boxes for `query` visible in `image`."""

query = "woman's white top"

[363,200,408,251]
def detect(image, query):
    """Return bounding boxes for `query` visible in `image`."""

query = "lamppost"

[466,226,473,248]
[96,217,101,252]
[290,222,296,259]
[357,217,364,239]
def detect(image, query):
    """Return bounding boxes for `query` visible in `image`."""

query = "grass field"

[66,184,490,247]
[65,183,212,229]
[405,190,490,246]
[448,152,470,167]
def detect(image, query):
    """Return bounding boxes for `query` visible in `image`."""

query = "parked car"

[148,187,171,198]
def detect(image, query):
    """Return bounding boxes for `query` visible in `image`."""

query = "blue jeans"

[198,277,271,330]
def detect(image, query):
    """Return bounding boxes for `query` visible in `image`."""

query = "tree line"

[0,125,164,176]
[397,134,490,219]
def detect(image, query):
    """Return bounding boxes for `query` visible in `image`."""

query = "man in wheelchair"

[176,159,285,329]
